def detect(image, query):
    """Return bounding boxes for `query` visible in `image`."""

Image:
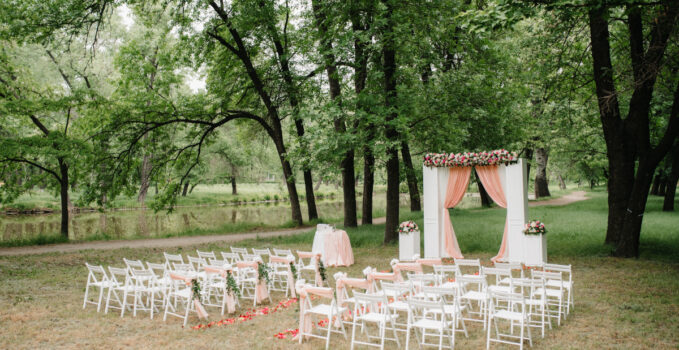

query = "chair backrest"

[543,263,572,284]
[353,292,388,314]
[489,290,527,314]
[196,250,216,260]
[407,298,448,324]
[123,258,145,271]
[272,248,293,257]
[532,269,562,282]
[457,275,487,293]
[208,258,229,268]
[108,266,129,286]
[433,265,460,285]
[146,262,166,278]
[241,253,260,262]
[221,252,241,264]
[252,248,271,257]
[407,273,438,286]
[130,268,155,284]
[230,247,248,255]
[172,263,195,273]
[379,281,413,298]
[454,258,481,275]
[164,253,184,269]
[85,263,107,284]
[481,267,512,286]
[187,256,207,271]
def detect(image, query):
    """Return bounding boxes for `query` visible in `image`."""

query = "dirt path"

[0,193,587,257]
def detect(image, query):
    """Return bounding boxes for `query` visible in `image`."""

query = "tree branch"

[1,158,61,182]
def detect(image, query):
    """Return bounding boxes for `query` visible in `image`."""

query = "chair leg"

[486,317,492,350]
[350,315,358,350]
[97,287,105,312]
[405,326,411,350]
[83,284,90,309]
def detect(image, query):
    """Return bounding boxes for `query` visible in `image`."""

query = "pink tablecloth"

[323,229,354,267]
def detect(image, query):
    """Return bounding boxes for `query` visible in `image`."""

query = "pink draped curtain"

[443,167,471,259]
[475,165,509,262]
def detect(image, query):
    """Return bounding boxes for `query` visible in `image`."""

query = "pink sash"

[295,285,336,341]
[236,261,270,304]
[169,273,209,320]
[269,255,297,298]
[297,251,323,286]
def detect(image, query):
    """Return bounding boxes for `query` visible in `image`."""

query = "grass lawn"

[0,189,677,349]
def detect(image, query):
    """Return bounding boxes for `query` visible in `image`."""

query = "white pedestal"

[399,231,420,261]
[522,233,547,266]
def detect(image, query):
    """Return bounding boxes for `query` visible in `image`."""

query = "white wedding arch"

[421,152,547,265]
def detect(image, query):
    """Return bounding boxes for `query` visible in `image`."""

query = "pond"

[0,194,482,245]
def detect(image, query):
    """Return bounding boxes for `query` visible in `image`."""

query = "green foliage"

[226,271,241,298]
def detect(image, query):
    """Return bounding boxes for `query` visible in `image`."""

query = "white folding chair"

[123,258,145,272]
[406,298,455,350]
[105,266,134,317]
[230,246,248,258]
[486,290,532,350]
[482,267,514,294]
[273,248,293,257]
[458,275,490,329]
[221,252,242,264]
[532,270,565,326]
[418,286,468,339]
[187,256,207,272]
[252,248,271,261]
[494,261,525,280]
[147,262,171,289]
[163,274,197,327]
[543,263,573,316]
[523,275,551,338]
[164,253,184,270]
[434,264,461,288]
[454,258,482,277]
[129,269,163,319]
[380,281,414,332]
[350,292,400,350]
[298,286,348,350]
[196,250,216,261]
[296,251,318,280]
[83,263,115,312]
[203,266,239,315]
[269,259,292,296]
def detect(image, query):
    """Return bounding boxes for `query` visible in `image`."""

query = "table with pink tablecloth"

[321,229,354,267]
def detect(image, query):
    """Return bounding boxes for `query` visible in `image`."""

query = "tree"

[663,142,679,211]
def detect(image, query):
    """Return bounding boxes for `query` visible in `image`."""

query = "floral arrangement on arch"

[523,220,546,235]
[398,221,419,235]
[423,149,518,167]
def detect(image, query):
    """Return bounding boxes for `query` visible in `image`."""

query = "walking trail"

[0,191,587,256]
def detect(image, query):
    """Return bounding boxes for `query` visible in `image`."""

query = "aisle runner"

[191,297,298,330]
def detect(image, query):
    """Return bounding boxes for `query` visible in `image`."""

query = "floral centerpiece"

[523,220,546,235]
[423,149,518,167]
[398,221,419,235]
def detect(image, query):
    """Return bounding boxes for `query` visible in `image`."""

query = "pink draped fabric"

[416,258,443,266]
[443,167,471,259]
[475,165,509,262]
[393,262,423,281]
[323,229,354,267]
[335,276,373,321]
[295,285,336,341]
[169,273,209,319]
[297,251,323,286]
[236,261,270,304]
[369,271,402,282]
[269,256,297,298]
[204,266,237,314]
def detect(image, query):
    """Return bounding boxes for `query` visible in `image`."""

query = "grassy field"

[0,190,677,349]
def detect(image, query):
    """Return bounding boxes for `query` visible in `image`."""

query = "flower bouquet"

[398,221,419,235]
[523,220,546,235]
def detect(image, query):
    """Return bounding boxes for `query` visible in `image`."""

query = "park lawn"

[0,190,677,349]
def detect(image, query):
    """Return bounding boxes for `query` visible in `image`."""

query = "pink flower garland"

[423,149,518,167]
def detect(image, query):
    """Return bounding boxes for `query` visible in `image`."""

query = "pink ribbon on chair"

[297,251,323,286]
[236,261,270,304]
[294,285,337,341]
[269,255,297,298]
[369,271,402,282]
[335,275,374,320]
[392,262,423,281]
[416,258,443,266]
[204,266,237,314]
[169,273,209,320]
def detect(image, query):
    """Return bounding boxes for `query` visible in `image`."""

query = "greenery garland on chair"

[289,262,297,282]
[318,259,327,284]
[226,271,241,298]
[191,279,202,300]
[258,262,271,285]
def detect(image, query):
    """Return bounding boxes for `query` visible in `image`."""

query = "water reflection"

[0,194,482,244]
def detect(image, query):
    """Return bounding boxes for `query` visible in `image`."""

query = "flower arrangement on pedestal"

[423,149,518,167]
[398,221,419,235]
[523,220,546,235]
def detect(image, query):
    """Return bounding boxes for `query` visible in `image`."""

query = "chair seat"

[91,280,117,288]
[273,270,289,276]
[306,304,347,317]
[170,289,192,299]
[461,291,487,301]
[357,312,398,323]
[488,285,513,293]
[208,281,226,289]
[492,310,525,322]
[440,281,462,289]
[412,319,452,331]
[428,304,465,315]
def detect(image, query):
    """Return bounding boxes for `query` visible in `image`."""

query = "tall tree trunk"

[534,147,551,198]
[663,145,679,211]
[181,182,189,196]
[524,148,534,183]
[558,174,567,190]
[650,173,662,195]
[401,141,421,212]
[475,170,492,208]
[138,153,152,204]
[311,0,357,227]
[58,158,69,238]
[231,176,237,195]
[658,178,667,196]
[382,0,400,244]
[272,124,304,226]
[362,149,375,224]
[616,159,655,257]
